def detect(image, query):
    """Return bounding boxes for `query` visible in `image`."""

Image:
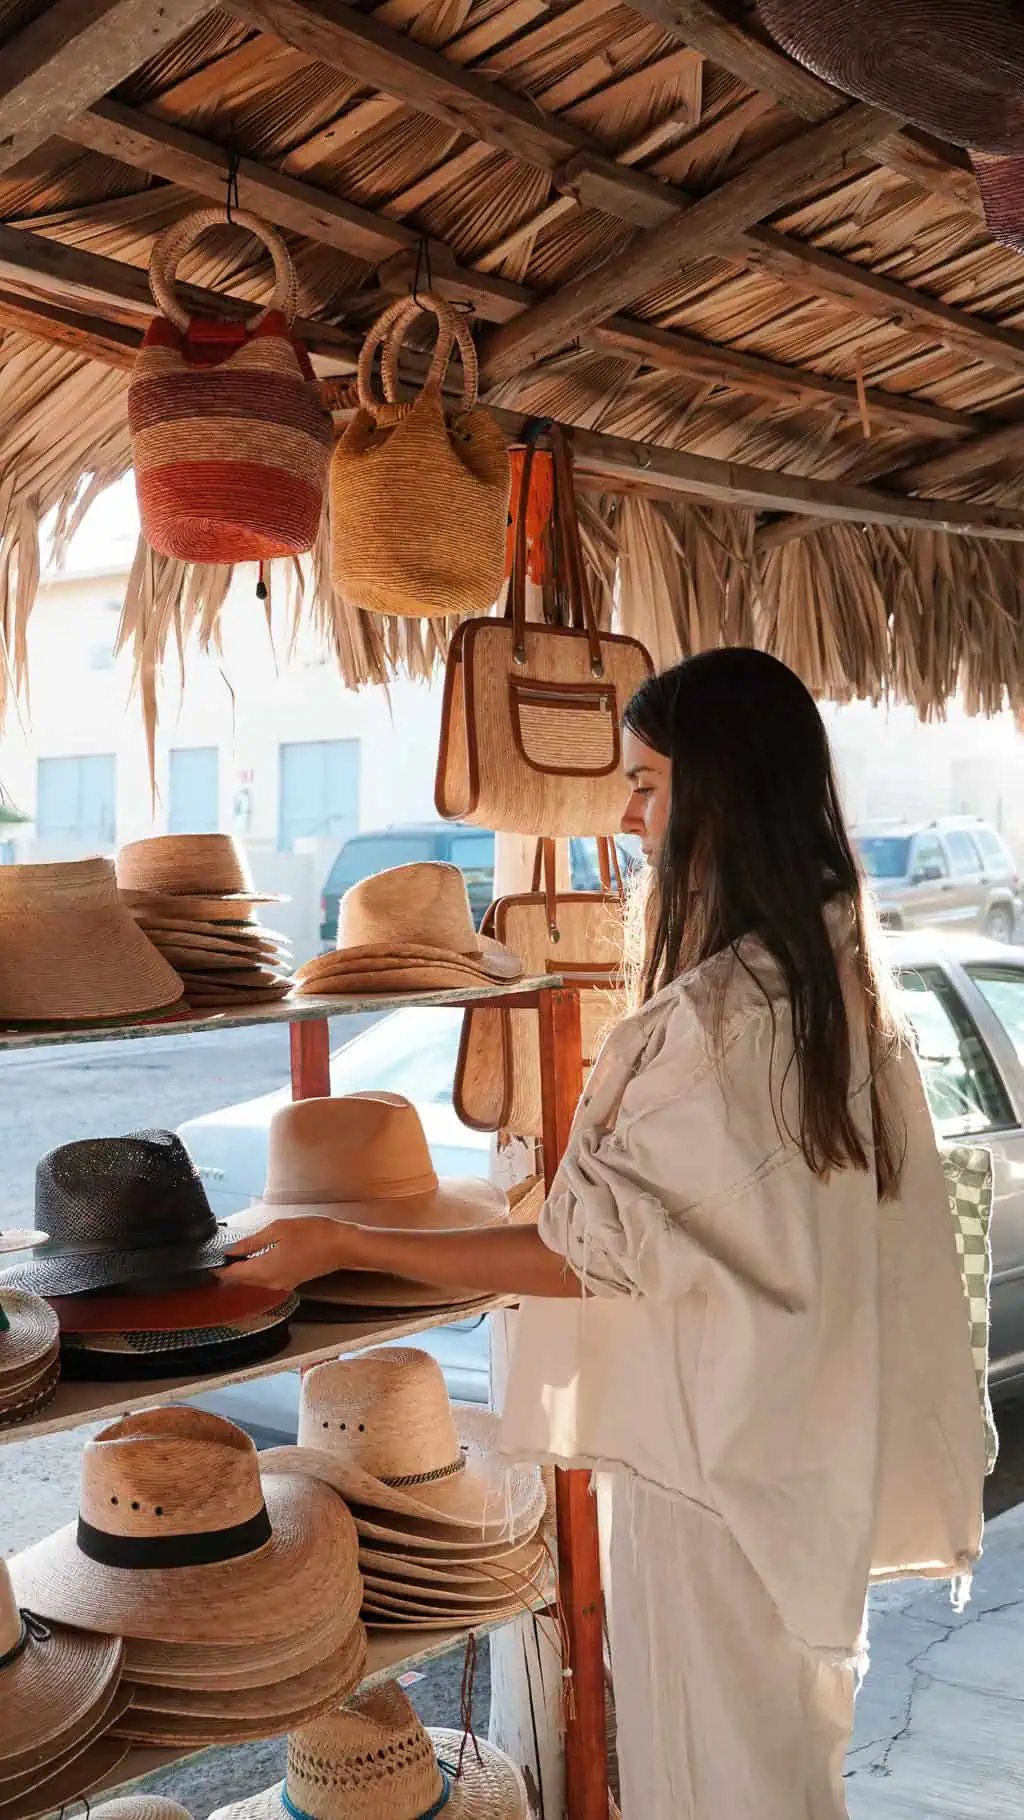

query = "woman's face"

[621,729,672,863]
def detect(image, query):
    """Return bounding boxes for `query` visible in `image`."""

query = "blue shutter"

[278,740,360,851]
[36,755,116,845]
[169,748,220,834]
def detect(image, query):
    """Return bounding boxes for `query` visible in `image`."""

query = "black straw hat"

[0,1132,229,1297]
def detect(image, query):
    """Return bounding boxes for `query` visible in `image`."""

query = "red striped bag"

[128,209,332,563]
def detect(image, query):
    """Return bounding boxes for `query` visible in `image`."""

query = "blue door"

[169,747,220,834]
[36,754,116,846]
[278,740,359,851]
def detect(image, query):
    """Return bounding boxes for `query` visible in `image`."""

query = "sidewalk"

[848,1503,1024,1818]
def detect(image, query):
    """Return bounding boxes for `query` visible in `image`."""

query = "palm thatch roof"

[2,0,1024,728]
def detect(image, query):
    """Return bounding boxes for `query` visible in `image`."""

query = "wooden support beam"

[0,290,142,368]
[479,103,892,384]
[63,99,415,266]
[0,0,213,175]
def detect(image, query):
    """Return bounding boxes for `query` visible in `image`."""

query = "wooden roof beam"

[0,0,215,176]
[0,291,142,368]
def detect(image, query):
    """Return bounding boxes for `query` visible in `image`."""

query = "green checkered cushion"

[941,1143,998,1474]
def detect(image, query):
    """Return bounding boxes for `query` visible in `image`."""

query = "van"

[854,816,1021,940]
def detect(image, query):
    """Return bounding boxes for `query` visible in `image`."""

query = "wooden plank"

[0,0,212,175]
[479,102,893,383]
[64,99,415,265]
[290,1017,332,1098]
[0,290,142,367]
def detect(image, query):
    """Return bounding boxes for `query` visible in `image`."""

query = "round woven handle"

[357,292,478,413]
[149,207,299,332]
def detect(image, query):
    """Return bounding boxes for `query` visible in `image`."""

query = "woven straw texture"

[0,1291,59,1376]
[129,209,332,563]
[208,1682,528,1820]
[117,836,271,899]
[124,1596,362,1691]
[0,859,182,1024]
[972,152,1024,252]
[457,892,624,1135]
[296,863,520,998]
[91,1801,195,1820]
[330,293,509,619]
[757,0,1024,154]
[9,1407,361,1647]
[0,1556,124,1765]
[0,1736,130,1820]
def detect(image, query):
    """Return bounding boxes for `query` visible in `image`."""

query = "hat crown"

[337,863,477,956]
[117,835,256,897]
[79,1406,266,1540]
[263,1096,437,1208]
[34,1130,215,1252]
[286,1684,444,1820]
[298,1348,461,1481]
[0,1558,23,1658]
[0,855,116,900]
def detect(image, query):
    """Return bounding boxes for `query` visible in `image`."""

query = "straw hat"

[261,1349,544,1539]
[226,1093,507,1236]
[48,1280,289,1333]
[123,1597,362,1691]
[116,835,280,902]
[90,1802,194,1820]
[60,1297,296,1382]
[9,1406,362,1645]
[0,1131,230,1297]
[0,1290,61,1428]
[295,864,521,996]
[0,859,183,1025]
[0,1737,130,1820]
[121,893,283,925]
[0,1554,124,1768]
[208,1682,529,1820]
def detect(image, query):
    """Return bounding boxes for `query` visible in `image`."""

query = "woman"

[226,649,985,1819]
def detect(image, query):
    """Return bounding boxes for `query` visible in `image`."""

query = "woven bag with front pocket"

[435,428,653,837]
[128,208,333,563]
[455,838,626,1137]
[330,293,510,618]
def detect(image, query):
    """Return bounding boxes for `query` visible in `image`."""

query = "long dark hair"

[623,649,904,1198]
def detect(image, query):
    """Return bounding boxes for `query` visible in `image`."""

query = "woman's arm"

[223,1216,583,1298]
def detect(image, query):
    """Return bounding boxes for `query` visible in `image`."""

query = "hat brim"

[0,1289,60,1366]
[360,1576,536,1616]
[293,1272,484,1309]
[48,1281,291,1334]
[358,1536,546,1588]
[0,1620,123,1770]
[227,1175,507,1241]
[124,1585,361,1690]
[0,1230,47,1255]
[9,1474,360,1646]
[300,940,521,985]
[60,1318,292,1382]
[261,1408,544,1538]
[0,1230,232,1297]
[207,1726,528,1820]
[124,1620,366,1723]
[121,892,286,920]
[0,1356,60,1429]
[0,1737,131,1820]
[120,888,285,907]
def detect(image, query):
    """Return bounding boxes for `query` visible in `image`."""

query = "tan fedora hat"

[116,835,281,902]
[208,1682,529,1820]
[295,863,521,996]
[9,1406,361,1646]
[261,1349,544,1539]
[0,859,183,1025]
[226,1093,507,1235]
[0,1554,124,1769]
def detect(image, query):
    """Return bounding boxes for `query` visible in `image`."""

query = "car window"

[329,1007,463,1104]
[967,966,1024,1068]
[895,968,1011,1136]
[944,830,982,877]
[327,835,434,894]
[974,828,1013,873]
[856,835,911,880]
[911,833,948,877]
[447,833,495,883]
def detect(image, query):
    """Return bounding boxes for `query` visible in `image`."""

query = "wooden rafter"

[0,290,142,367]
[0,0,214,175]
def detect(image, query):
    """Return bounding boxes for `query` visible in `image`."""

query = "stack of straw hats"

[0,1554,128,1818]
[295,864,522,997]
[116,836,291,1010]
[0,1133,297,1381]
[0,1290,60,1427]
[209,1681,529,1820]
[262,1349,550,1630]
[9,1407,368,1748]
[225,1094,535,1321]
[92,1804,195,1820]
[0,858,183,1027]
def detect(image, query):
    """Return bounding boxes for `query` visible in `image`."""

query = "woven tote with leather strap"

[128,209,333,563]
[455,839,626,1136]
[330,293,510,618]
[435,428,653,836]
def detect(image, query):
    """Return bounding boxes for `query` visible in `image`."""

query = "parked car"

[185,931,1024,1438]
[854,816,1020,941]
[319,823,639,946]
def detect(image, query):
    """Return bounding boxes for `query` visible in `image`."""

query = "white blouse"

[501,902,986,1654]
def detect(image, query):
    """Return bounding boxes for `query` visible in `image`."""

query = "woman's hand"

[222,1217,361,1291]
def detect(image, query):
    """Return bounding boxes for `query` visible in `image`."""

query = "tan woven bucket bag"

[454,839,626,1136]
[330,293,510,618]
[435,429,653,836]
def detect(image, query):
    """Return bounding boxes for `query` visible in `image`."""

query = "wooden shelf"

[3,1299,515,1446]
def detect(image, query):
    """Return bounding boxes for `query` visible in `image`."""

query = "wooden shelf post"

[290,1017,331,1099]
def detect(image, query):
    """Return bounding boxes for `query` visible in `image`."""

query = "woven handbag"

[435,430,653,836]
[941,1143,998,1474]
[330,293,510,619]
[128,209,332,564]
[454,838,626,1137]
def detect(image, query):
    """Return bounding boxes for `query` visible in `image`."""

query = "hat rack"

[0,980,607,1820]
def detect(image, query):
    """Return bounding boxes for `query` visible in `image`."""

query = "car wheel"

[986,905,1016,943]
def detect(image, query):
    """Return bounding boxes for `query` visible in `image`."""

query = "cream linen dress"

[500,902,986,1820]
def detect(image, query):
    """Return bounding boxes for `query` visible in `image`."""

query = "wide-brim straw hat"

[0,1735,131,1820]
[121,892,283,925]
[261,1352,543,1539]
[226,1092,507,1234]
[0,1290,59,1371]
[116,836,282,902]
[358,1537,546,1588]
[9,1406,361,1646]
[48,1280,289,1334]
[60,1311,294,1382]
[122,1622,366,1724]
[123,1587,362,1690]
[0,859,183,1025]
[207,1682,529,1820]
[89,1801,195,1820]
[295,862,520,997]
[0,1553,124,1768]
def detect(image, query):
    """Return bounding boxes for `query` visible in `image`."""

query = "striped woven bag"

[128,209,333,563]
[330,293,510,618]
